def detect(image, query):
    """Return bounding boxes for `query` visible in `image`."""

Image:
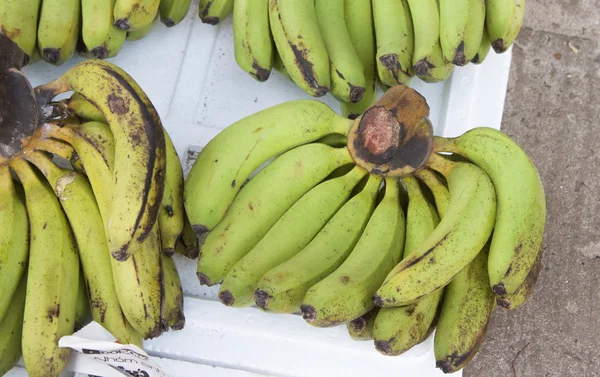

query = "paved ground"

[464,1,600,376]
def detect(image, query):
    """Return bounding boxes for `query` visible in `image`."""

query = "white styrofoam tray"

[17,1,512,376]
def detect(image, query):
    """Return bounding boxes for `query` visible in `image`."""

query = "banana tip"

[42,48,61,65]
[171,315,186,331]
[414,60,433,78]
[492,283,507,296]
[349,86,366,103]
[219,290,235,306]
[114,19,130,31]
[349,317,367,332]
[496,297,511,309]
[91,46,109,60]
[492,39,507,54]
[253,289,270,308]
[300,305,316,323]
[372,294,385,307]
[374,340,393,356]
[161,18,176,28]
[197,272,214,286]
[201,17,220,25]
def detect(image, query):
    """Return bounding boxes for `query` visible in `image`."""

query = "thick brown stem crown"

[347,85,434,177]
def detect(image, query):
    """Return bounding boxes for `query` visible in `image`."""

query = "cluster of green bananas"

[184,84,545,374]
[201,0,525,118]
[0,59,195,377]
[0,0,192,66]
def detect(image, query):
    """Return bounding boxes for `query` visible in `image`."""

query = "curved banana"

[415,168,450,217]
[37,0,80,65]
[126,16,157,41]
[373,176,443,356]
[340,0,377,118]
[66,93,108,122]
[0,273,26,376]
[23,149,143,346]
[197,144,353,286]
[254,175,381,313]
[0,164,29,324]
[434,243,496,374]
[496,244,543,310]
[440,0,485,65]
[486,0,525,53]
[407,0,454,82]
[471,25,492,64]
[161,253,185,330]
[372,0,414,86]
[199,0,233,25]
[184,100,352,235]
[375,157,496,306]
[315,0,365,103]
[233,0,273,82]
[301,178,405,327]
[160,0,191,27]
[82,0,126,59]
[10,157,79,377]
[433,128,545,296]
[114,0,160,30]
[347,308,378,341]
[0,0,42,58]
[36,60,167,261]
[218,166,366,307]
[269,0,330,97]
[159,131,185,255]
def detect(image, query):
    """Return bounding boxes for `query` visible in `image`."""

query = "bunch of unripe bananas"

[0,59,195,377]
[0,0,193,65]
[222,0,525,117]
[184,85,545,374]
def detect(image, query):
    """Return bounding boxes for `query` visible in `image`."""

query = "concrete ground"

[464,1,600,376]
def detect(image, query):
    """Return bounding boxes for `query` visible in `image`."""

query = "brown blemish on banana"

[402,233,449,270]
[47,304,60,322]
[254,289,270,308]
[197,272,214,286]
[252,59,270,82]
[91,46,109,60]
[340,275,350,284]
[347,85,433,177]
[380,54,410,84]
[219,290,235,306]
[414,59,435,77]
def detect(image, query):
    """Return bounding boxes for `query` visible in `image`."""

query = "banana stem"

[332,115,355,135]
[426,153,455,177]
[432,136,456,153]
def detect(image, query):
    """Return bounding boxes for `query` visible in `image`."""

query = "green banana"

[0,0,42,58]
[23,149,143,346]
[440,0,485,65]
[161,252,185,330]
[496,244,543,310]
[37,0,80,65]
[74,269,91,331]
[218,165,367,307]
[372,0,414,86]
[197,144,353,286]
[114,0,160,30]
[66,93,108,122]
[126,16,157,41]
[434,243,496,374]
[415,168,450,217]
[486,0,526,53]
[233,0,273,82]
[407,0,454,82]
[0,164,29,325]
[269,0,330,97]
[199,0,233,25]
[10,157,79,377]
[433,128,545,296]
[160,0,191,27]
[36,60,167,261]
[471,23,492,64]
[373,176,443,356]
[0,273,26,376]
[159,131,185,255]
[82,0,127,59]
[375,157,496,306]
[184,100,352,235]
[301,178,405,327]
[315,0,365,103]
[340,0,377,119]
[44,121,163,340]
[347,308,378,341]
[254,175,381,313]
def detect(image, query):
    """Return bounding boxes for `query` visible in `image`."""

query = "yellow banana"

[114,0,160,30]
[161,253,185,330]
[37,0,80,65]
[82,0,127,59]
[159,131,185,255]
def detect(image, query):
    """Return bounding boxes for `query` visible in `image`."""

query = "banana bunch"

[0,0,191,66]
[209,0,524,115]
[184,84,546,373]
[0,59,192,376]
